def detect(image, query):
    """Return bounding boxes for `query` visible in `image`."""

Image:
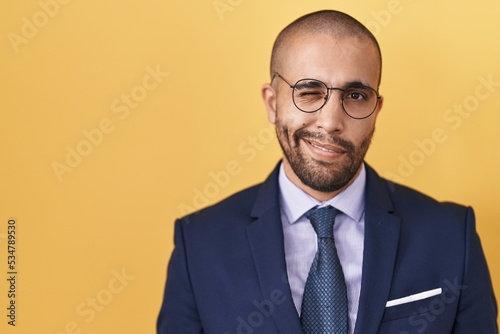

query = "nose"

[314,89,345,133]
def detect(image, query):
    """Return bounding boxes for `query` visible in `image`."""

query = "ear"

[377,95,384,111]
[261,83,277,124]
[373,95,383,118]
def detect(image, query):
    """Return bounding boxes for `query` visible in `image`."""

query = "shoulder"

[393,183,471,224]
[168,183,264,257]
[172,180,276,253]
[391,181,467,215]
[365,164,472,224]
[178,163,281,230]
[178,182,262,229]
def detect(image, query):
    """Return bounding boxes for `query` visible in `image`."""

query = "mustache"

[293,129,355,152]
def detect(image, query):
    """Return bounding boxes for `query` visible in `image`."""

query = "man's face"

[262,33,383,199]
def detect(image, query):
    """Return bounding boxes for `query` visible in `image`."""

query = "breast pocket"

[382,295,446,322]
[380,291,455,334]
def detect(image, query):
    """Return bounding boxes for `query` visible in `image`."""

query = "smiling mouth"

[305,139,345,154]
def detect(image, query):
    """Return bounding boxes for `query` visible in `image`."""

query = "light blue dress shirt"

[278,162,366,333]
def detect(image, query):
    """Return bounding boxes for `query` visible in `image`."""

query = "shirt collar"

[278,162,366,224]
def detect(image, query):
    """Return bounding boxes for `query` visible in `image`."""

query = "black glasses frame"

[272,72,381,120]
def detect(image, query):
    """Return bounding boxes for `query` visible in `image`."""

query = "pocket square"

[386,288,442,308]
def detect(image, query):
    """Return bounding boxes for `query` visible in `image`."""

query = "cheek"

[277,108,310,129]
[351,122,376,143]
[332,117,370,142]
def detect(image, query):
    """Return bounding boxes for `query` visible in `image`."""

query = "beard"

[275,114,374,193]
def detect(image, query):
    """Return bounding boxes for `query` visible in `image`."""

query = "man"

[157,10,497,333]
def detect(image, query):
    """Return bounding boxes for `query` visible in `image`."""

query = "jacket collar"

[247,162,304,333]
[354,164,401,333]
[247,162,401,333]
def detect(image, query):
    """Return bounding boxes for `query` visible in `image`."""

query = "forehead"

[278,33,380,87]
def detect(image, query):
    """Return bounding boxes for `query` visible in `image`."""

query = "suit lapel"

[246,164,304,334]
[354,165,401,334]
[247,163,401,333]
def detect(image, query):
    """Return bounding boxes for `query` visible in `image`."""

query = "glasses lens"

[292,79,328,112]
[342,86,378,119]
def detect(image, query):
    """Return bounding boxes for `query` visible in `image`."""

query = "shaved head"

[270,10,382,87]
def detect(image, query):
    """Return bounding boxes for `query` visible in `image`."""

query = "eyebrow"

[295,80,325,88]
[295,77,377,91]
[341,81,375,90]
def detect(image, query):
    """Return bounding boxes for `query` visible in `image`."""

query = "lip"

[303,139,346,159]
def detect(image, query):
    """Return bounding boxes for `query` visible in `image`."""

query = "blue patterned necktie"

[301,206,348,334]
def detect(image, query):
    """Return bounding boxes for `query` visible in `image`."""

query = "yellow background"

[1,0,499,333]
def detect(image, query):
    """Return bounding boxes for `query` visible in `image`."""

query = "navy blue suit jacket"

[158,163,497,333]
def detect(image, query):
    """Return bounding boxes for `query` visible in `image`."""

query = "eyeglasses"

[272,72,381,120]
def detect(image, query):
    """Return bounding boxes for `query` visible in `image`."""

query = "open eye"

[344,88,368,101]
[341,84,379,119]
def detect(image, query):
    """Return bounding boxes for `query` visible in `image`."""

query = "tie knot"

[305,206,337,238]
